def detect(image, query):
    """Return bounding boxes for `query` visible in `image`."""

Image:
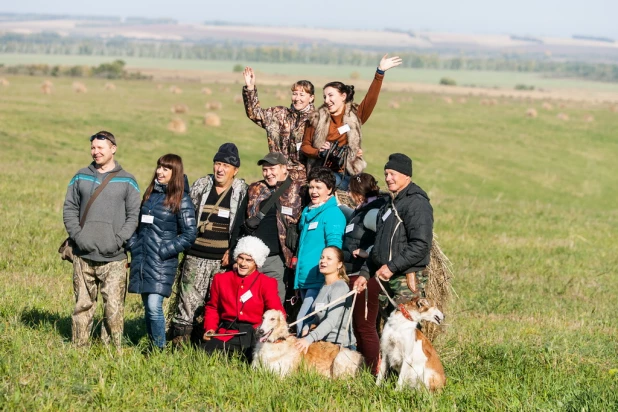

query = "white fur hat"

[233,236,270,268]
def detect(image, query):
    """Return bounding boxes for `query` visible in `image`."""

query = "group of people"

[62,54,434,375]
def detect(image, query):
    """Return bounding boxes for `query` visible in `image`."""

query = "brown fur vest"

[306,102,367,175]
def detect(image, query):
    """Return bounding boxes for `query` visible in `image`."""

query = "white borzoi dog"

[252,309,363,378]
[376,298,446,391]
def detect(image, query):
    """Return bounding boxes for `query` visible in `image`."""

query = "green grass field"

[3,52,618,92]
[0,74,617,410]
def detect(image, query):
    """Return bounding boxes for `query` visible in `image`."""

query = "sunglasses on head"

[90,134,110,142]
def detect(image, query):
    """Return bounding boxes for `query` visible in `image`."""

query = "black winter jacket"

[127,178,197,297]
[371,183,433,275]
[342,196,387,276]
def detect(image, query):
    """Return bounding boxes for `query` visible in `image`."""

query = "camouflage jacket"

[189,175,248,239]
[245,177,305,267]
[242,86,314,182]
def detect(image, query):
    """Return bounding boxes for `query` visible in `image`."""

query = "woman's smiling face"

[319,247,342,276]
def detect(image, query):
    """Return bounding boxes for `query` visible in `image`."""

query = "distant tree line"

[1,33,617,82]
[0,59,151,79]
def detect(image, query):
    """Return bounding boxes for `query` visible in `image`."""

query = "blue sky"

[2,0,616,38]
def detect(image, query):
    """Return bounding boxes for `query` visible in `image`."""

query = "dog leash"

[376,276,399,308]
[288,289,357,328]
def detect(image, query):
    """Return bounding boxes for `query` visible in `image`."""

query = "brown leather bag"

[58,171,119,263]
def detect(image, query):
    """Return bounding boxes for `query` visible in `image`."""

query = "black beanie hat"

[213,143,240,167]
[384,153,412,177]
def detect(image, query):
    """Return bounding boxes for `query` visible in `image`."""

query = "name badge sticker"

[240,290,253,303]
[296,142,302,151]
[382,209,392,221]
[281,206,294,216]
[308,222,319,230]
[315,303,325,312]
[218,209,230,218]
[345,223,354,233]
[141,215,154,224]
[337,124,351,135]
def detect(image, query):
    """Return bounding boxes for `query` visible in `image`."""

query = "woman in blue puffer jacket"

[127,154,197,349]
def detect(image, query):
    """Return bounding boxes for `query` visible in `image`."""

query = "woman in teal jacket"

[294,167,345,335]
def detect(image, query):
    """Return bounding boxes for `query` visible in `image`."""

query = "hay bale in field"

[542,101,553,110]
[488,98,498,106]
[557,112,569,121]
[422,235,454,342]
[170,104,189,114]
[0,78,9,86]
[201,87,212,95]
[526,108,538,118]
[457,97,467,104]
[156,84,164,90]
[559,103,566,109]
[72,82,88,93]
[167,118,187,133]
[169,85,182,94]
[233,94,243,104]
[219,86,230,93]
[205,101,222,110]
[204,112,221,127]
[480,98,490,106]
[41,82,53,94]
[583,114,595,123]
[610,105,618,113]
[104,82,116,91]
[388,101,400,109]
[443,96,453,104]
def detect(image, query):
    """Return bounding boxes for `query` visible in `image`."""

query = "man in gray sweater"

[63,131,140,348]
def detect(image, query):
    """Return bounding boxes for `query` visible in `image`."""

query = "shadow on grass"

[19,307,147,346]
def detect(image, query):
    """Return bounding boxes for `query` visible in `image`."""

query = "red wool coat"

[204,269,285,342]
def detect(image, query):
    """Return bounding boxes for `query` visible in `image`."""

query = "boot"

[170,324,193,349]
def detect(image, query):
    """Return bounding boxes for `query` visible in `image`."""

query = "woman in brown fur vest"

[301,54,402,190]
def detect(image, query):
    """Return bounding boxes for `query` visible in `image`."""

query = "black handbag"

[242,177,292,235]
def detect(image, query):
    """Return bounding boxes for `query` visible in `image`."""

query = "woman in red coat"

[201,236,285,360]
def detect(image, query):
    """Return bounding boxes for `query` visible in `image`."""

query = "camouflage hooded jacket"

[242,86,314,182]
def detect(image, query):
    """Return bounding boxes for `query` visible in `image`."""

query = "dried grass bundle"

[170,104,189,114]
[167,118,187,133]
[201,87,212,95]
[583,114,595,123]
[526,108,538,118]
[542,102,553,110]
[204,112,221,127]
[72,82,87,93]
[457,97,467,104]
[104,82,116,91]
[388,101,400,109]
[0,78,9,86]
[557,112,569,121]
[219,86,230,93]
[233,94,243,104]
[443,97,453,104]
[169,85,182,94]
[205,101,222,110]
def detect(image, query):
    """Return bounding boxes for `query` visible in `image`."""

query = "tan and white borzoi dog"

[376,298,446,391]
[252,309,363,378]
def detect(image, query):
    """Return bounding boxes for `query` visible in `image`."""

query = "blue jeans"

[142,293,165,349]
[296,288,321,337]
[335,172,350,191]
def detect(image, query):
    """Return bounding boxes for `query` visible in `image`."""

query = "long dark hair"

[323,81,355,103]
[142,154,185,213]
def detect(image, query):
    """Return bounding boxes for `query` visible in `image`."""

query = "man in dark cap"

[234,152,305,303]
[170,143,248,345]
[370,153,433,314]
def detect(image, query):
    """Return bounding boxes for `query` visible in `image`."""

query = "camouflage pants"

[72,256,127,347]
[379,270,428,316]
[171,255,223,329]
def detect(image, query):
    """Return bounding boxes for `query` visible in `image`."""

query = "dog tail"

[332,348,364,378]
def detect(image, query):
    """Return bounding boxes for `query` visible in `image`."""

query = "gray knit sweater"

[63,161,140,262]
[305,280,356,347]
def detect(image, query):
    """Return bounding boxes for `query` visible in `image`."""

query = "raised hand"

[378,54,403,72]
[243,67,256,90]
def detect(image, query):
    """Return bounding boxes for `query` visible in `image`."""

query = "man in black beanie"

[169,142,248,346]
[370,153,433,314]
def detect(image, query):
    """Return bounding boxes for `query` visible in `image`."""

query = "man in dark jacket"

[371,153,433,312]
[63,131,141,347]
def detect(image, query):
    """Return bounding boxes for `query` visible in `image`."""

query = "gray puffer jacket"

[371,183,433,275]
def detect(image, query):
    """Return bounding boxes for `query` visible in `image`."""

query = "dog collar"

[274,336,290,344]
[398,304,414,322]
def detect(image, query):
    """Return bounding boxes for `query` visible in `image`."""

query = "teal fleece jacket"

[294,196,345,290]
[63,161,141,262]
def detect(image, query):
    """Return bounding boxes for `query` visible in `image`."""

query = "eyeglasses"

[90,134,109,142]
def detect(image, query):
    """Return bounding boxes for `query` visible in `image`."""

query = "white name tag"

[345,223,354,233]
[281,206,293,216]
[382,209,392,221]
[315,303,325,312]
[296,142,302,151]
[308,222,319,230]
[240,290,253,303]
[337,124,351,135]
[141,215,154,224]
[218,209,230,218]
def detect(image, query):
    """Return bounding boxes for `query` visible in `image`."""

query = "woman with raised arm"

[242,67,315,182]
[127,154,197,350]
[301,54,402,190]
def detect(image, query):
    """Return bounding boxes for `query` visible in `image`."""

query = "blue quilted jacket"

[127,177,197,297]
